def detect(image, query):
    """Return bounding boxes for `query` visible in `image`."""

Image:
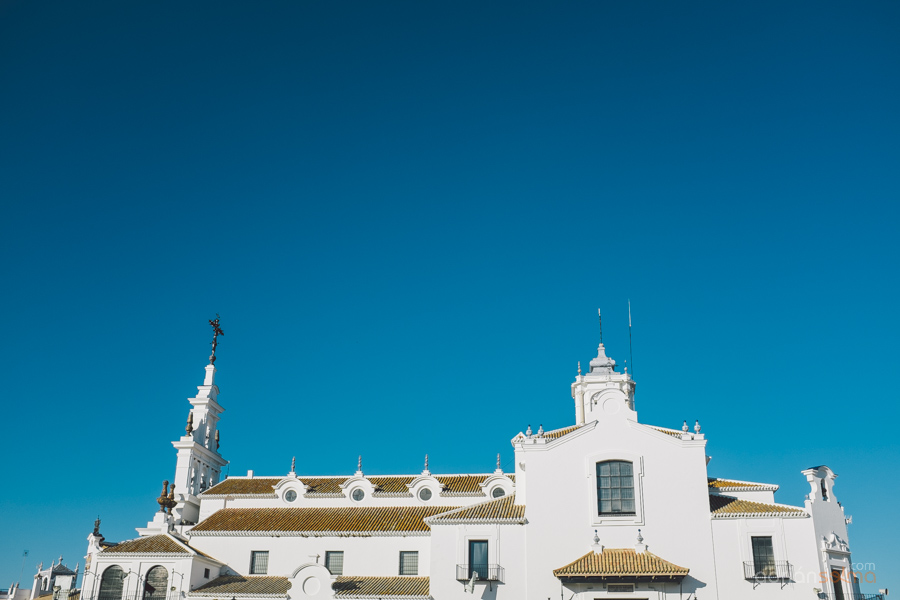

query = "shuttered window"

[325,551,344,576]
[250,551,269,575]
[399,552,418,576]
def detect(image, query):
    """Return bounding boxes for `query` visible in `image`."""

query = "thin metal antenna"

[628,300,634,378]
[597,309,603,344]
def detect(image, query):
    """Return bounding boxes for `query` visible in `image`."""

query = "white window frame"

[585,451,645,526]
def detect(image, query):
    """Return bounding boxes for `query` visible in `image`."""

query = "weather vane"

[208,314,224,364]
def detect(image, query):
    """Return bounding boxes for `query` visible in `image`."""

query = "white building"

[80,329,879,600]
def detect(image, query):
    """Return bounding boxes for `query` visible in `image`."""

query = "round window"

[418,488,432,501]
[492,487,506,498]
[351,488,365,502]
[285,490,297,502]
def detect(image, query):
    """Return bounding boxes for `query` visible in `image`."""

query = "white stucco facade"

[79,334,878,600]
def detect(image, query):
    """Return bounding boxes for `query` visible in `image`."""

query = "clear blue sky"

[1,0,897,593]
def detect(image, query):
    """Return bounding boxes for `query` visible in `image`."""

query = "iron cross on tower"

[208,314,224,364]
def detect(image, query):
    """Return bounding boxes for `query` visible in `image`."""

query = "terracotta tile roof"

[190,576,289,597]
[302,477,346,496]
[427,494,525,524]
[369,476,415,496]
[437,475,487,496]
[553,549,689,578]
[708,478,778,491]
[99,534,190,554]
[332,576,429,599]
[203,478,279,496]
[543,424,583,440]
[203,474,506,497]
[190,506,460,535]
[709,495,807,518]
[649,426,684,438]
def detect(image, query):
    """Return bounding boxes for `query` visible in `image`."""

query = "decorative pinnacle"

[637,528,644,543]
[208,315,224,365]
[424,454,429,472]
[496,453,501,470]
[593,529,600,544]
[682,420,688,432]
[537,424,544,437]
[577,361,581,376]
[185,412,194,436]
[598,309,603,344]
[525,425,532,438]
[93,517,101,536]
[357,455,362,472]
[215,429,220,450]
[165,484,177,515]
[156,481,170,513]
[694,420,701,434]
[290,456,296,474]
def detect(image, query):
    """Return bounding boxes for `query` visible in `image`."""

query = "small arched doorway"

[97,566,124,600]
[142,567,169,600]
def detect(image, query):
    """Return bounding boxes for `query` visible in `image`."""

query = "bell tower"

[171,316,228,525]
[571,314,635,424]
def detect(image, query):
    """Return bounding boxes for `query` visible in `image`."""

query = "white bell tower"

[571,314,635,425]
[171,317,228,525]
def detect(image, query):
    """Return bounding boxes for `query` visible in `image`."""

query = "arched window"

[98,566,124,600]
[596,460,635,515]
[143,566,168,600]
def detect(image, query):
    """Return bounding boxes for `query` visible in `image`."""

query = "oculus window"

[596,460,635,515]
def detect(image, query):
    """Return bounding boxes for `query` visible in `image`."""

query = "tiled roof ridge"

[553,548,690,577]
[709,495,807,518]
[203,473,508,497]
[646,425,685,438]
[99,533,192,555]
[707,477,779,491]
[426,493,525,524]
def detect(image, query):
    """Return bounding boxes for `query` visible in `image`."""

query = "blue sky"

[1,0,898,592]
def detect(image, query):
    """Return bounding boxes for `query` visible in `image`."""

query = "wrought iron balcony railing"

[743,561,793,581]
[455,564,504,582]
[817,594,885,600]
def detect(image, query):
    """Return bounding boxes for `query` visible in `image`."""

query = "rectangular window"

[250,551,269,575]
[751,537,775,577]
[203,568,210,579]
[325,551,344,576]
[399,551,418,576]
[596,461,635,515]
[832,569,846,600]
[468,540,488,579]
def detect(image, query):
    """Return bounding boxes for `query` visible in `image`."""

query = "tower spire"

[208,315,224,365]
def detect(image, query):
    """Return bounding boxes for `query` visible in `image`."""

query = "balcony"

[455,564,504,582]
[816,595,885,600]
[743,561,793,581]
